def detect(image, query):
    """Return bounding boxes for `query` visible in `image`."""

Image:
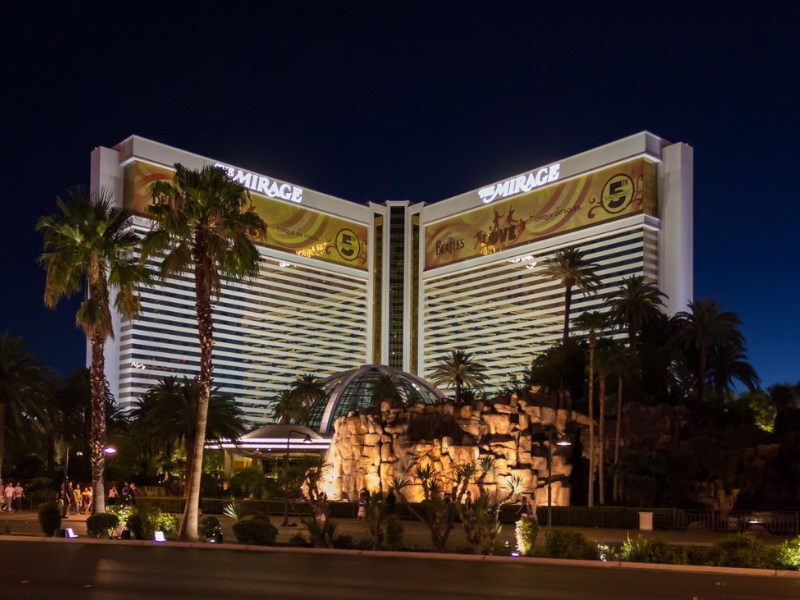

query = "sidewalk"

[0,509,793,549]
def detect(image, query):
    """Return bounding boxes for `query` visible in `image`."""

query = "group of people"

[107,481,137,506]
[56,481,93,516]
[0,480,25,512]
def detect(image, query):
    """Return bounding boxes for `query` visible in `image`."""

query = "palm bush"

[232,513,278,546]
[87,513,120,539]
[37,502,61,536]
[706,534,778,569]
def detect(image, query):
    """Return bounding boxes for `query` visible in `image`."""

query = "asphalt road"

[1,540,799,600]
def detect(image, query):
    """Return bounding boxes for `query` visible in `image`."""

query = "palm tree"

[707,342,760,406]
[607,276,667,354]
[574,311,607,508]
[37,188,148,513]
[675,299,744,404]
[290,374,327,423]
[371,372,403,408]
[539,247,600,343]
[141,164,266,540]
[0,332,51,475]
[430,350,488,405]
[132,377,248,494]
[272,388,304,424]
[593,342,619,506]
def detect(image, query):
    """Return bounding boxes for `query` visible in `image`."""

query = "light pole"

[282,429,311,527]
[546,426,572,531]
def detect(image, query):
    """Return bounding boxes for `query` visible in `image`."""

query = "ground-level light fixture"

[154,531,166,543]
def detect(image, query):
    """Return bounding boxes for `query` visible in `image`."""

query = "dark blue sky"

[2,2,798,389]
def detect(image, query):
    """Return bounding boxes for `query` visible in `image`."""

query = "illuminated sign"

[213,163,303,203]
[478,163,561,204]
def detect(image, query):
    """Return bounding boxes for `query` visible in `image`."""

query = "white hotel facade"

[91,132,692,426]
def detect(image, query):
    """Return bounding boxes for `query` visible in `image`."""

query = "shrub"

[355,537,373,550]
[540,529,600,560]
[127,506,178,540]
[288,532,309,547]
[706,534,778,569]
[199,516,223,541]
[302,517,337,548]
[620,534,688,565]
[87,513,120,539]
[38,502,62,537]
[233,513,278,546]
[777,536,800,570]
[385,514,404,551]
[515,517,540,556]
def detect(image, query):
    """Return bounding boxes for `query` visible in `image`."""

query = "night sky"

[2,2,798,390]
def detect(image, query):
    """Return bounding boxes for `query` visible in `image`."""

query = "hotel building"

[91,132,692,426]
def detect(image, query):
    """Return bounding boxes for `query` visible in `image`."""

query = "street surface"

[1,540,799,600]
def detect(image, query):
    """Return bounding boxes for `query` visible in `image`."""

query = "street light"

[546,426,572,531]
[282,429,312,527]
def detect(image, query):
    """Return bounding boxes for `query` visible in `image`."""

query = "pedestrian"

[357,490,367,522]
[4,481,14,512]
[122,481,131,503]
[108,484,118,506]
[0,480,5,512]
[72,484,82,515]
[386,489,396,514]
[58,483,72,518]
[13,481,24,511]
[128,482,137,505]
[82,485,92,514]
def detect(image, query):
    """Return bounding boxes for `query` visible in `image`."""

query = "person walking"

[4,481,14,512]
[82,485,92,514]
[357,490,367,522]
[58,483,72,519]
[72,484,82,515]
[13,481,24,511]
[108,484,118,506]
[0,480,5,512]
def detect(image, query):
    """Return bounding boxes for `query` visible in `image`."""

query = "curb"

[2,535,799,578]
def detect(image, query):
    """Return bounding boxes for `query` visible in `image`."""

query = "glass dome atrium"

[308,364,446,434]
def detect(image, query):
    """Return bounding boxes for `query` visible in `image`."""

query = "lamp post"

[282,429,312,527]
[546,426,572,531]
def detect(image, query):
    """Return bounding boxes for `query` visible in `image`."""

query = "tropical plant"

[141,165,266,541]
[289,374,326,423]
[272,388,304,424]
[370,373,403,408]
[37,187,149,513]
[233,513,279,546]
[429,350,487,405]
[593,341,626,505]
[515,517,540,556]
[132,376,247,496]
[539,247,600,343]
[38,501,62,536]
[86,512,120,539]
[574,311,607,507]
[0,332,51,476]
[675,299,745,404]
[607,276,667,354]
[540,529,600,560]
[199,516,223,541]
[706,342,759,406]
[222,501,244,521]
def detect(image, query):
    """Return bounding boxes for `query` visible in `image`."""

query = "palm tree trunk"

[89,332,107,514]
[613,376,623,503]
[179,253,213,541]
[587,339,595,508]
[562,285,573,343]
[598,374,606,505]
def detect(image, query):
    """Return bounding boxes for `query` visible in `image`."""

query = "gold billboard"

[424,158,654,270]
[124,161,368,270]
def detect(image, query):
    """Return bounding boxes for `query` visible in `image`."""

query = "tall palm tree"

[290,374,327,424]
[574,311,608,508]
[707,342,760,406]
[141,164,266,540]
[593,342,619,506]
[371,373,403,408]
[273,388,304,424]
[539,247,600,343]
[675,299,744,404]
[132,377,247,494]
[0,332,51,475]
[430,350,487,405]
[607,276,667,354]
[37,188,148,513]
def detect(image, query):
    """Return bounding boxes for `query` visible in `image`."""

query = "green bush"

[777,536,800,570]
[233,513,278,546]
[126,506,178,540]
[301,517,337,548]
[620,535,688,565]
[540,529,600,560]
[37,502,62,537]
[86,513,120,539]
[706,534,778,569]
[515,517,540,556]
[199,516,223,541]
[385,514,404,551]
